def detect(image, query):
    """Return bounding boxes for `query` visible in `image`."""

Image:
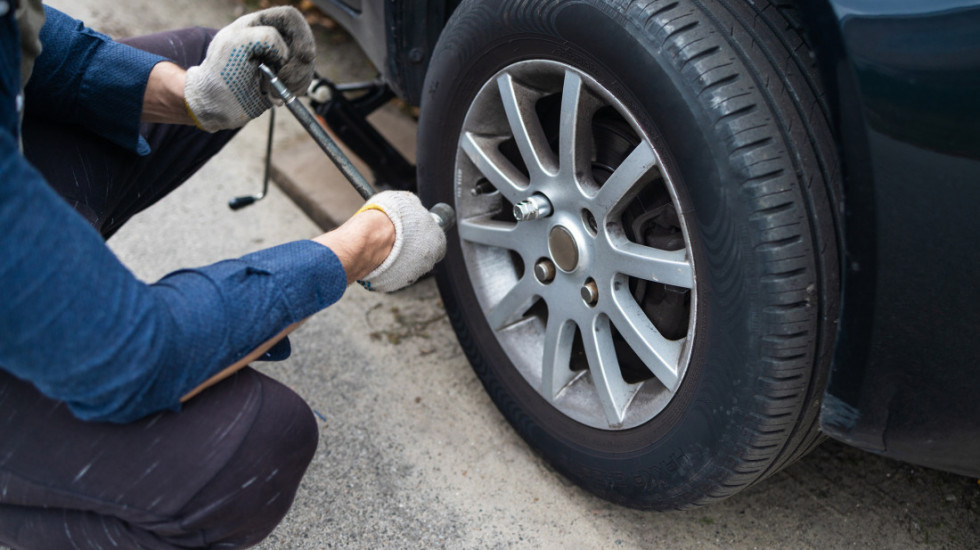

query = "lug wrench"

[257,64,455,231]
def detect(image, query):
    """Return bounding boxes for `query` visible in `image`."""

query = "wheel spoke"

[582,314,635,427]
[460,132,528,204]
[458,217,521,252]
[594,140,658,213]
[558,70,594,181]
[540,316,577,400]
[486,276,538,330]
[607,280,682,391]
[610,241,694,289]
[497,72,557,180]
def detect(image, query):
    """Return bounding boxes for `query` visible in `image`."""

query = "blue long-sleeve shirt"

[0,7,349,422]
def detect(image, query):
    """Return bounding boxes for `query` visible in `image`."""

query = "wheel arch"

[795,0,980,476]
[781,0,871,441]
[312,0,463,105]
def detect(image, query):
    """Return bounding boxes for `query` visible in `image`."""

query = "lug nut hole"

[470,178,496,196]
[582,209,598,236]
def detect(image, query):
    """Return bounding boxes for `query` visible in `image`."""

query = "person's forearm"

[179,210,395,403]
[180,320,304,403]
[142,61,195,125]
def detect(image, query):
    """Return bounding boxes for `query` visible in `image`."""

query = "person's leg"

[3,27,319,549]
[0,367,318,549]
[22,26,239,238]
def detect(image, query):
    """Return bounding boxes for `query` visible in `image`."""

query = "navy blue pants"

[0,28,318,549]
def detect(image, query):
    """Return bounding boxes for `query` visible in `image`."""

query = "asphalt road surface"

[17,1,980,548]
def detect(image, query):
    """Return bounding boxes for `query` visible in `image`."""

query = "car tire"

[418,0,840,509]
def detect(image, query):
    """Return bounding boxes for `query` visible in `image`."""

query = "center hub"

[548,226,580,272]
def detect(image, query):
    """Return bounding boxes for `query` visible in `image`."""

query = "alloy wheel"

[452,60,697,430]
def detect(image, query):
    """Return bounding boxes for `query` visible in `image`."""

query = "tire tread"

[635,0,839,503]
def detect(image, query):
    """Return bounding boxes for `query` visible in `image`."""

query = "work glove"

[184,6,315,132]
[357,191,447,293]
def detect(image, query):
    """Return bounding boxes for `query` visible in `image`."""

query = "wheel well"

[386,0,462,105]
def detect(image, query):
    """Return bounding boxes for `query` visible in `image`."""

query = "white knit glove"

[184,7,315,132]
[357,191,447,293]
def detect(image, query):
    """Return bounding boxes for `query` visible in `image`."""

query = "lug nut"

[534,259,556,283]
[581,279,599,306]
[513,193,553,222]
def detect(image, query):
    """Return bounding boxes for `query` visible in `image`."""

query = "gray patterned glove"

[357,192,447,293]
[184,6,315,132]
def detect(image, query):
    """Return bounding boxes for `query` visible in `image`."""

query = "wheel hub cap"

[548,226,579,272]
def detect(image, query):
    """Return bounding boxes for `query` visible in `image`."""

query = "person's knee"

[231,374,319,543]
[182,26,219,67]
[173,372,319,548]
[256,371,320,471]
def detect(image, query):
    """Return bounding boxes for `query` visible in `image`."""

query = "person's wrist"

[311,210,395,284]
[142,62,193,125]
[348,209,396,276]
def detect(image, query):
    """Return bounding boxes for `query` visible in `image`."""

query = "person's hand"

[356,191,447,292]
[184,6,315,132]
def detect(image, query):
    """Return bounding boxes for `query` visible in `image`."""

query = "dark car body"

[314,0,980,477]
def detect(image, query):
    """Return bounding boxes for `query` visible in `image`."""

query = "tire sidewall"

[420,0,776,507]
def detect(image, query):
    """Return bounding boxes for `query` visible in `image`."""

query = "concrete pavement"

[26,1,980,548]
